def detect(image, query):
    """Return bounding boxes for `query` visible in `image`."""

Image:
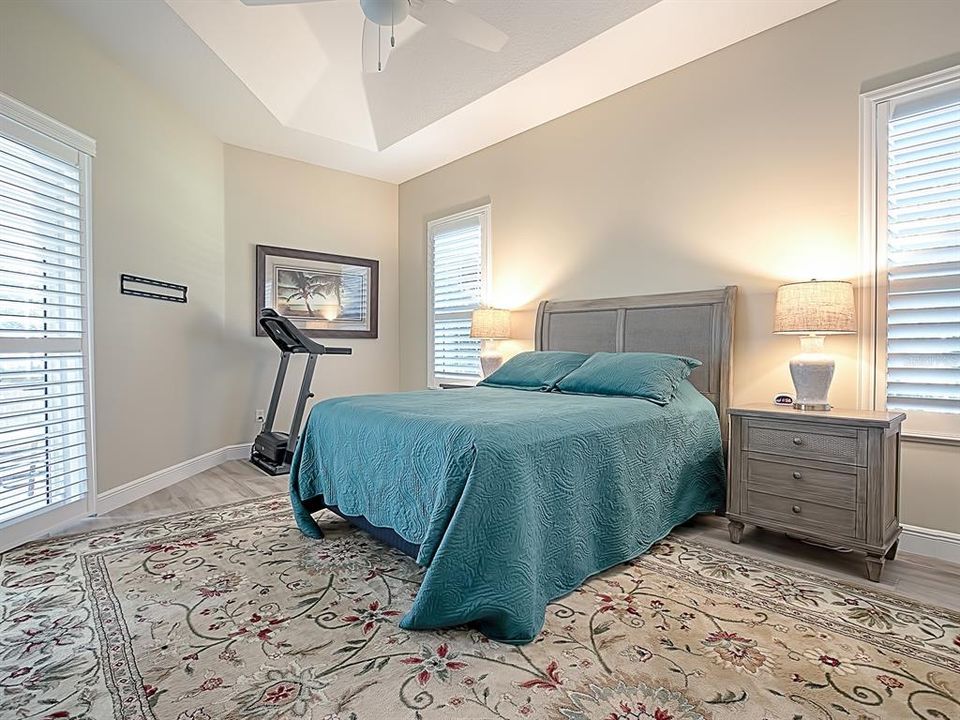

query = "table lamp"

[773,279,856,411]
[470,307,511,376]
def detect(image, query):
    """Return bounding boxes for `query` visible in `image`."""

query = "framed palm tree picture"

[256,245,378,339]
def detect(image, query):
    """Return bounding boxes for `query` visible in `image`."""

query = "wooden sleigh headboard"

[535,286,738,449]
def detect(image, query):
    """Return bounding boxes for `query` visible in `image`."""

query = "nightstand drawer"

[745,489,860,539]
[744,456,860,508]
[743,420,865,466]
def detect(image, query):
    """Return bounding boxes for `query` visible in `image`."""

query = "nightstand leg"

[885,540,900,561]
[728,520,744,544]
[865,553,885,582]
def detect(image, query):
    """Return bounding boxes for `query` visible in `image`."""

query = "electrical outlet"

[255,409,265,424]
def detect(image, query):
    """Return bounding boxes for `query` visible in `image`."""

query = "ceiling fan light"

[359,0,409,26]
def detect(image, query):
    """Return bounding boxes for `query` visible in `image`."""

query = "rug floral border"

[638,543,960,674]
[77,499,296,719]
[3,494,958,720]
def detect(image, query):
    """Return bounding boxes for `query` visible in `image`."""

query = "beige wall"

[1,0,227,493]
[221,145,399,445]
[0,2,399,493]
[398,0,960,533]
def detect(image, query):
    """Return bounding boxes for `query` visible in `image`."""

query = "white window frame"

[0,92,97,550]
[425,204,492,388]
[858,66,960,445]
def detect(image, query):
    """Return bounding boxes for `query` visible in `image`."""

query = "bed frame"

[312,286,737,556]
[535,286,738,451]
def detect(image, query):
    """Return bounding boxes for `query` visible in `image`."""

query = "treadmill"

[251,308,351,476]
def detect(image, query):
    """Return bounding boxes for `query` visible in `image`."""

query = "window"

[426,205,491,387]
[0,93,95,548]
[861,68,960,440]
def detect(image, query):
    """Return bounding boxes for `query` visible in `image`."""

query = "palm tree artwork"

[278,270,343,320]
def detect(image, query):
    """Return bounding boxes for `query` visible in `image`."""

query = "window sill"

[432,377,480,388]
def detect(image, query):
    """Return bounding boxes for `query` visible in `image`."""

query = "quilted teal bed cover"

[289,381,725,644]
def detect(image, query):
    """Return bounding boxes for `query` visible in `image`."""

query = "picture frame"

[255,244,379,339]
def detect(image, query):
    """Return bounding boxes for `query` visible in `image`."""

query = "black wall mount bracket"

[119,274,187,304]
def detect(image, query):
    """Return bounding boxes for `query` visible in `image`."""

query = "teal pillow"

[478,351,589,391]
[556,352,701,404]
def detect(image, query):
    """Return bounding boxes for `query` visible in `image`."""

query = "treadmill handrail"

[258,308,352,355]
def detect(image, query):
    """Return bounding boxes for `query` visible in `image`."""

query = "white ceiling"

[165,0,655,152]
[45,0,834,183]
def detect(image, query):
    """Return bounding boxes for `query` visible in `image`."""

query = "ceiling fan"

[239,0,508,73]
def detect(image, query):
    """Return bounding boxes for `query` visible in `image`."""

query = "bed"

[289,286,737,643]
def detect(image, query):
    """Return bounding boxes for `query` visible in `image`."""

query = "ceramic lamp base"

[793,400,831,411]
[789,335,834,411]
[479,341,503,377]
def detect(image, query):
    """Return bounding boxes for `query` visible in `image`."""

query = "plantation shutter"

[882,82,960,422]
[427,207,489,385]
[0,104,93,534]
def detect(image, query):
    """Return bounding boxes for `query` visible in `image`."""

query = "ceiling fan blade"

[239,0,336,6]
[409,0,507,52]
[361,17,393,73]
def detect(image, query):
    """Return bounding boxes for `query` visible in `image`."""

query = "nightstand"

[726,404,905,581]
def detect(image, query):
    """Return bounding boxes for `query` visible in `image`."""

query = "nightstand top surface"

[729,403,905,428]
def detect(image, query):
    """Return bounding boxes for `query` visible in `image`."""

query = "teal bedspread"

[289,381,725,644]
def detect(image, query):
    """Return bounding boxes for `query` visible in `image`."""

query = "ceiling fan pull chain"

[378,23,382,71]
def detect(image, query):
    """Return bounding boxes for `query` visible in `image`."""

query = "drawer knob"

[792,471,802,480]
[792,436,803,446]
[792,504,802,514]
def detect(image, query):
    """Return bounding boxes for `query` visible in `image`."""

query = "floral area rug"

[2,494,958,720]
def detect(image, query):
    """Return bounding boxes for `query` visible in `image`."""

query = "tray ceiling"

[44,0,834,182]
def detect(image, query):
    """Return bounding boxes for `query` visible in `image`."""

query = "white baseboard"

[0,498,92,554]
[900,524,960,565]
[96,443,250,515]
